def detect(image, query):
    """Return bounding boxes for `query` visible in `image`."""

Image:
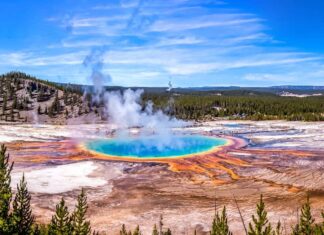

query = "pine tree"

[120,224,131,235]
[12,95,17,109]
[211,206,232,235]
[291,224,300,235]
[52,92,60,113]
[11,174,34,235]
[273,221,282,235]
[314,212,324,234]
[32,224,41,235]
[36,224,50,235]
[48,105,54,117]
[78,107,82,116]
[2,95,7,114]
[133,225,142,235]
[63,92,68,105]
[10,106,14,122]
[299,196,315,235]
[71,189,91,235]
[163,228,172,235]
[152,224,158,235]
[159,215,163,235]
[49,198,71,235]
[248,195,272,235]
[0,144,14,234]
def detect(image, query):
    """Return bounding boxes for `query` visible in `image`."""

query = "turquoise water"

[85,135,227,159]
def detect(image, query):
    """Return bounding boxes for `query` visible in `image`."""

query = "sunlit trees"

[299,196,315,234]
[71,189,91,235]
[11,174,34,235]
[152,224,158,235]
[0,144,14,234]
[248,195,272,235]
[211,206,232,235]
[132,225,142,235]
[293,196,316,235]
[120,224,131,235]
[49,198,72,235]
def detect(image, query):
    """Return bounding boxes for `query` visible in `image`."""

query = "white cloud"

[0,51,87,67]
[27,52,86,66]
[120,0,141,8]
[149,14,261,32]
[0,52,31,66]
[156,36,204,46]
[68,15,130,28]
[220,33,274,45]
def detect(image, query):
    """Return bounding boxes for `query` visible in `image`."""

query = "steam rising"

[103,89,188,150]
[83,47,111,103]
[83,47,189,152]
[104,89,183,130]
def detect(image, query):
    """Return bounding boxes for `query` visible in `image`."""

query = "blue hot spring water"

[85,135,227,159]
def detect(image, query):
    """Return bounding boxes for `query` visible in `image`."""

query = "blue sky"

[0,0,324,87]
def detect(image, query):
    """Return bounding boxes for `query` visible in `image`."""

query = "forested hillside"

[0,72,323,123]
[144,93,324,121]
[0,72,101,124]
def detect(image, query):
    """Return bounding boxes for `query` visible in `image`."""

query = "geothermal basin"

[84,135,228,159]
[2,121,324,234]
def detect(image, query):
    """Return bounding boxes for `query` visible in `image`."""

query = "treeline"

[2,72,82,95]
[143,93,324,121]
[1,145,324,234]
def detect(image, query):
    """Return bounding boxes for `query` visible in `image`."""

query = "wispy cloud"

[155,36,205,46]
[149,14,262,32]
[0,51,87,67]
[163,56,319,75]
[0,52,31,66]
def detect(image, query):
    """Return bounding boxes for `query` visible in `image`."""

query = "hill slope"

[0,72,102,124]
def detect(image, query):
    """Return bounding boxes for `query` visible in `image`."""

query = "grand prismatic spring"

[84,135,228,159]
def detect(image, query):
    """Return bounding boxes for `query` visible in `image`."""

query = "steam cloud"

[104,89,182,129]
[83,47,111,103]
[105,89,188,150]
[83,46,188,151]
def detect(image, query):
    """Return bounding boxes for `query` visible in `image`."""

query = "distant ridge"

[57,83,324,91]
[270,85,324,90]
[56,82,324,96]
